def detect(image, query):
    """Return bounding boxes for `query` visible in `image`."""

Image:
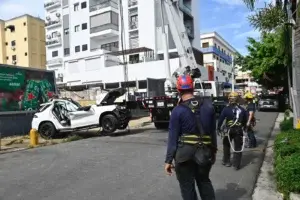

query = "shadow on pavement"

[215,183,248,200]
[240,152,260,169]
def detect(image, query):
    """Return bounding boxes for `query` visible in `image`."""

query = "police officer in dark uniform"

[217,92,248,170]
[244,92,257,148]
[164,75,217,200]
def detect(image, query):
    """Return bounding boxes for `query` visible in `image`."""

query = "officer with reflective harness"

[164,75,217,200]
[217,92,248,170]
[244,92,257,148]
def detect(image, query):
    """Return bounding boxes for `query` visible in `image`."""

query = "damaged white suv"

[32,88,131,139]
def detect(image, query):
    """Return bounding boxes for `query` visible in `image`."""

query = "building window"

[23,22,26,26]
[217,57,219,60]
[25,52,27,56]
[202,42,209,48]
[12,55,17,60]
[75,25,80,32]
[82,23,87,30]
[218,46,220,50]
[82,44,88,51]
[213,55,215,59]
[64,28,69,35]
[11,40,16,46]
[52,50,58,57]
[5,42,8,46]
[75,45,80,52]
[6,56,9,60]
[24,37,27,41]
[81,2,87,9]
[74,3,79,11]
[64,48,70,56]
[51,31,58,38]
[214,43,217,47]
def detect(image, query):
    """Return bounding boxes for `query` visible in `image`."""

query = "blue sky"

[0,0,272,55]
[200,0,273,55]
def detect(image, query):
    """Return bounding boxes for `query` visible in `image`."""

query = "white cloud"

[234,30,260,39]
[0,0,44,20]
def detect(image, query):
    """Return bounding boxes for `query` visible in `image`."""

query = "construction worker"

[164,74,217,200]
[244,92,257,148]
[217,91,248,170]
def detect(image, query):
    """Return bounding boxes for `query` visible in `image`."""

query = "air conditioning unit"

[47,35,51,39]
[58,73,63,78]
[11,46,15,50]
[46,16,51,21]
[56,32,61,37]
[12,60,17,64]
[56,13,60,17]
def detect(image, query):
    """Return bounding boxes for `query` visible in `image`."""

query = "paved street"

[0,112,278,200]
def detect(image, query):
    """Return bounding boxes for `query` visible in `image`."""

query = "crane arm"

[160,0,202,94]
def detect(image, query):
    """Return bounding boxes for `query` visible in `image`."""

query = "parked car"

[32,88,131,139]
[258,94,279,111]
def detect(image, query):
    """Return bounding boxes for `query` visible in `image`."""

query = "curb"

[252,113,284,200]
[0,147,28,155]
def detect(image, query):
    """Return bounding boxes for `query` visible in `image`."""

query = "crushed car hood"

[96,88,127,105]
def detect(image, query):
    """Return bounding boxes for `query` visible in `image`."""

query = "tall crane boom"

[160,0,202,95]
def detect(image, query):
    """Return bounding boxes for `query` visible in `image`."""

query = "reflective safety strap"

[180,134,212,145]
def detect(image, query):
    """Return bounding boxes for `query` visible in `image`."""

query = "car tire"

[101,114,118,133]
[38,122,57,140]
[154,122,169,130]
[118,123,128,130]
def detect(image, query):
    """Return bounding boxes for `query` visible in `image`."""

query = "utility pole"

[231,56,235,92]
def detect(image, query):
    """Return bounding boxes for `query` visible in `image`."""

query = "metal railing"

[47,58,63,65]
[46,39,61,46]
[90,0,118,12]
[45,20,61,27]
[90,23,119,34]
[128,0,138,7]
[44,0,60,8]
[129,21,138,30]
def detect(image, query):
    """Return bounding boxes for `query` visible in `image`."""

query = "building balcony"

[129,21,138,31]
[44,0,61,10]
[45,20,61,29]
[200,46,232,63]
[90,23,119,39]
[46,37,61,47]
[90,0,118,13]
[46,58,63,67]
[128,0,138,8]
[91,41,119,52]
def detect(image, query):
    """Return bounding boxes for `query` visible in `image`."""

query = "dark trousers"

[247,127,257,148]
[223,128,243,167]
[175,160,215,200]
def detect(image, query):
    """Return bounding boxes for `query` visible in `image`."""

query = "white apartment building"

[44,0,203,90]
[200,32,236,82]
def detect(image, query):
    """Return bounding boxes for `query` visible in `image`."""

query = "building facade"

[200,32,235,81]
[0,15,46,69]
[44,0,204,89]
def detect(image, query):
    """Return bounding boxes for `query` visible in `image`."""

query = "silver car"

[258,95,279,111]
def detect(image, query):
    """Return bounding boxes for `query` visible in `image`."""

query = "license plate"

[167,103,173,107]
[157,102,164,107]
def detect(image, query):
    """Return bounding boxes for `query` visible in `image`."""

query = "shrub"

[280,117,294,132]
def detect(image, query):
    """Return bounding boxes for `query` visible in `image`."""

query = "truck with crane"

[137,0,228,129]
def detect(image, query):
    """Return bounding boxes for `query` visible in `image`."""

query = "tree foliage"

[241,32,288,89]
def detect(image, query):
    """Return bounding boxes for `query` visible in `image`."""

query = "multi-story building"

[234,65,260,93]
[200,32,236,81]
[44,0,203,89]
[0,15,46,69]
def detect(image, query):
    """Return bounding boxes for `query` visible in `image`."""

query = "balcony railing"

[128,0,138,7]
[129,21,138,30]
[90,23,119,34]
[47,58,63,66]
[200,46,232,63]
[45,20,61,28]
[46,38,61,46]
[90,0,118,12]
[44,0,61,9]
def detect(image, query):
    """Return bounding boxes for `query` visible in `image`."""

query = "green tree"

[242,32,288,90]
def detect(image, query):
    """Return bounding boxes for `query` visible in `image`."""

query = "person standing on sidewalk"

[244,92,257,148]
[164,74,217,200]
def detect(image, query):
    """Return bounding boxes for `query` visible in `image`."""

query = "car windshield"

[194,82,212,89]
[261,95,277,100]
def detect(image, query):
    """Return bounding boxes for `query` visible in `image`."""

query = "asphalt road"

[0,111,278,200]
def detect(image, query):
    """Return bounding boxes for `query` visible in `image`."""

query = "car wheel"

[154,122,169,130]
[101,114,118,133]
[39,122,57,140]
[118,123,128,130]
